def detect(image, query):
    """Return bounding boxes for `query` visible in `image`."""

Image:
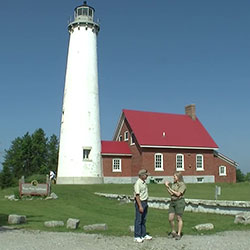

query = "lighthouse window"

[89,9,93,17]
[83,149,91,160]
[77,8,83,16]
[83,8,88,16]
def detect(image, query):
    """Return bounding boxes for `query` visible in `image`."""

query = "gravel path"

[0,227,250,250]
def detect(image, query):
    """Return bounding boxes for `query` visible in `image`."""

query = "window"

[130,132,135,145]
[176,154,184,171]
[83,8,88,16]
[219,166,227,176]
[112,158,121,172]
[124,131,128,141]
[196,154,204,171]
[155,153,163,171]
[119,135,122,141]
[83,148,91,160]
[89,8,93,17]
[197,177,204,183]
[77,8,83,16]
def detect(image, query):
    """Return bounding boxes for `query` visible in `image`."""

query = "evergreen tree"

[236,168,245,182]
[0,165,15,189]
[31,129,48,175]
[245,172,250,182]
[2,136,25,179]
[20,133,33,177]
[47,134,59,173]
[0,129,59,188]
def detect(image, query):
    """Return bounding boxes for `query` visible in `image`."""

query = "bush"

[13,188,21,199]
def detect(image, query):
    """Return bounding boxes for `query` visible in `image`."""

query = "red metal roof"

[101,140,132,155]
[123,109,218,149]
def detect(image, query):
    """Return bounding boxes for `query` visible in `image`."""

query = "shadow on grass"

[0,213,23,233]
[0,214,8,226]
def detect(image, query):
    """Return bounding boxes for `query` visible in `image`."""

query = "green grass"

[91,182,250,201]
[0,183,250,236]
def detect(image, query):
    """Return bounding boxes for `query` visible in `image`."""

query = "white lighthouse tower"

[57,2,103,184]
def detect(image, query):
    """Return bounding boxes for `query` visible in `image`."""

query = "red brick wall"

[102,155,131,177]
[116,119,143,176]
[213,156,236,183]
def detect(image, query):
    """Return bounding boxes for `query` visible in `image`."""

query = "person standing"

[165,172,186,240]
[134,169,152,243]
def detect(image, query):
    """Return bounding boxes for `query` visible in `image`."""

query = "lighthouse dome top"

[74,1,95,22]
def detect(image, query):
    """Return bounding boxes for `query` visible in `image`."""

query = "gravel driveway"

[0,227,250,250]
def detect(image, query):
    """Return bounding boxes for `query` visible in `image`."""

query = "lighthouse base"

[57,176,104,184]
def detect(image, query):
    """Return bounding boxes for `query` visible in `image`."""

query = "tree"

[0,165,15,189]
[0,129,59,188]
[47,134,59,173]
[31,129,48,175]
[236,168,245,182]
[245,172,250,182]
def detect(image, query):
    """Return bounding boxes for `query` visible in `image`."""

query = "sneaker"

[143,234,152,240]
[134,237,144,243]
[167,232,177,238]
[175,234,182,240]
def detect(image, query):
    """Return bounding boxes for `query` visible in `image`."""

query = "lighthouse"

[57,2,103,184]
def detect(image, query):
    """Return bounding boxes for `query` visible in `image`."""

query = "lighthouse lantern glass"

[75,6,94,21]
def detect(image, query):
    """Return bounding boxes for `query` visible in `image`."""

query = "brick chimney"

[185,104,196,120]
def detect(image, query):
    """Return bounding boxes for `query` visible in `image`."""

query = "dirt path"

[0,228,250,250]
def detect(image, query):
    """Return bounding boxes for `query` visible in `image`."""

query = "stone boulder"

[194,223,214,231]
[8,214,26,224]
[45,192,58,200]
[67,218,80,229]
[83,223,108,231]
[44,221,64,227]
[234,212,250,225]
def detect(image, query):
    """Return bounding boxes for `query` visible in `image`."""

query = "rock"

[5,195,19,201]
[8,214,26,224]
[234,212,250,225]
[194,223,214,231]
[67,218,80,229]
[45,193,58,200]
[83,223,108,231]
[44,221,64,227]
[50,193,58,199]
[129,225,134,232]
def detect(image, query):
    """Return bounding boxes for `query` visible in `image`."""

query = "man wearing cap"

[134,169,152,243]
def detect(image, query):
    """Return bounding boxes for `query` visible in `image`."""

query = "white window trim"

[119,135,122,141]
[154,153,164,171]
[196,154,204,171]
[219,166,227,176]
[112,158,122,172]
[130,132,135,145]
[124,131,128,141]
[176,154,184,171]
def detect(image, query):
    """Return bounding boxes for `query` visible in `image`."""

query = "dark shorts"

[169,198,186,216]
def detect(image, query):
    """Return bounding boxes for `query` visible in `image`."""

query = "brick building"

[101,104,237,183]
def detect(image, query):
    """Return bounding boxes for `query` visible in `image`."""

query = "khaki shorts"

[169,198,186,216]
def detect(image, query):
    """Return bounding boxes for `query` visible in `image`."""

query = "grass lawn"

[0,183,250,236]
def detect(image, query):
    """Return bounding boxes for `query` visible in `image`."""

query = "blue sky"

[0,0,249,173]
